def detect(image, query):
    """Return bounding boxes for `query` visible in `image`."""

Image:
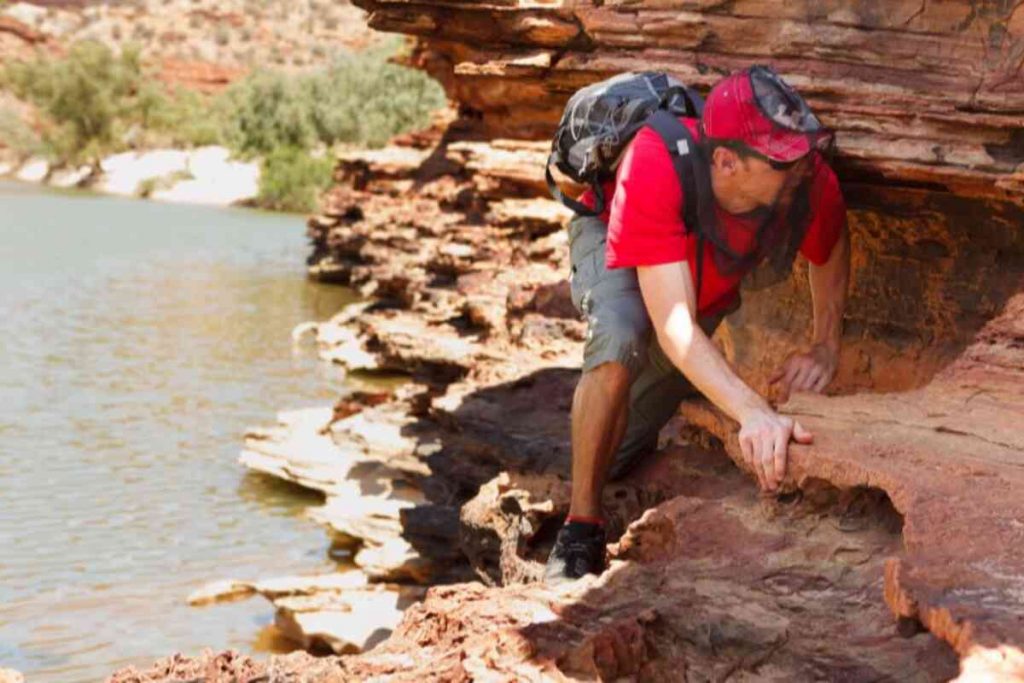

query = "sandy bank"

[0,668,23,683]
[1,145,259,207]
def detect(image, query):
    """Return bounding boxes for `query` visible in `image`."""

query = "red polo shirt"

[580,118,846,317]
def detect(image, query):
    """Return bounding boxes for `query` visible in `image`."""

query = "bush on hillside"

[0,106,43,158]
[220,43,446,210]
[304,46,447,148]
[256,146,334,212]
[1,41,164,166]
[219,71,317,158]
[220,43,447,157]
[146,87,228,148]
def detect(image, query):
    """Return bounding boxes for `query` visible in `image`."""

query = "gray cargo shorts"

[568,214,725,479]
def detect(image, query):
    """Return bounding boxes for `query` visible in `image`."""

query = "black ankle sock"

[566,514,605,527]
[564,519,605,536]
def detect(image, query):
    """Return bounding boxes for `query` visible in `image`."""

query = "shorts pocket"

[568,217,607,316]
[570,249,599,315]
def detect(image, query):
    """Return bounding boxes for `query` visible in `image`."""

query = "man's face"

[735,153,812,211]
[710,145,814,215]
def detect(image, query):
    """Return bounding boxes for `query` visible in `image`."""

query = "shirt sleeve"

[798,158,847,266]
[605,127,690,269]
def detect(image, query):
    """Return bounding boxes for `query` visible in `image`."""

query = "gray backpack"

[545,71,704,217]
[546,71,711,300]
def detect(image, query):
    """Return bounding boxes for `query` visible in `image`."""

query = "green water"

[0,181,354,681]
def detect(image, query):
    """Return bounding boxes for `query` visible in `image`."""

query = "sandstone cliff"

[113,127,1022,679]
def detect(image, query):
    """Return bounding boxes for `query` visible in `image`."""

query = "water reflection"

[251,624,304,656]
[236,471,325,516]
[0,182,356,682]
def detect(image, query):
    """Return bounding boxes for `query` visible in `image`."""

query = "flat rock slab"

[271,583,426,655]
[188,571,425,655]
[431,367,578,479]
[188,571,371,606]
[239,403,441,582]
[682,293,1024,672]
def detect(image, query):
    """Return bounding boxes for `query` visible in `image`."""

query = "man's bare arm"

[637,261,812,491]
[636,261,766,423]
[771,221,851,398]
[809,220,850,356]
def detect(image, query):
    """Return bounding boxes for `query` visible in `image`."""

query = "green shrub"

[2,41,156,165]
[304,45,447,148]
[256,146,333,212]
[219,70,317,158]
[0,107,43,158]
[147,87,227,148]
[219,41,446,157]
[0,41,231,162]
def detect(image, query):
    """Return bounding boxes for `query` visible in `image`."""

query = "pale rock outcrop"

[188,572,424,654]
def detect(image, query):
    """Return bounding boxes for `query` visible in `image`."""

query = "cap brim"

[750,131,811,163]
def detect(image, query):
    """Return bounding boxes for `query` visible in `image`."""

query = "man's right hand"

[635,261,815,494]
[738,408,814,492]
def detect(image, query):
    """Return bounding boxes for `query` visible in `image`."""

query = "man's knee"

[578,359,631,398]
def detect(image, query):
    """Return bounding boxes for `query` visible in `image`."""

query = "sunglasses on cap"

[710,139,810,171]
[749,64,835,158]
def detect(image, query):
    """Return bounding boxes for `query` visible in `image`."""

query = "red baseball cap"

[702,66,828,163]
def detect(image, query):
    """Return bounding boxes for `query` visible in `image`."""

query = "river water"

[0,181,356,681]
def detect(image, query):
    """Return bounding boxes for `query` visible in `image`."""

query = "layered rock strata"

[355,0,1024,204]
[681,292,1024,664]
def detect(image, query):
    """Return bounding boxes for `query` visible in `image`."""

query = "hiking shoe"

[543,521,607,582]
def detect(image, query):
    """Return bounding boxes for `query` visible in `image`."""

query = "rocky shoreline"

[164,120,588,658]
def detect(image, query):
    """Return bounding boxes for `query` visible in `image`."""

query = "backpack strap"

[658,85,703,118]
[645,109,708,310]
[546,153,603,217]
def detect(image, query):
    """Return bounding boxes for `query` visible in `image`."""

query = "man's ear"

[712,145,739,175]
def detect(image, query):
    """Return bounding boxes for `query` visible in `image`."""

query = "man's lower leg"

[568,361,631,520]
[545,362,631,581]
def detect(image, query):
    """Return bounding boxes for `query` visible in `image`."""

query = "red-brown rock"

[681,290,1024,667]
[354,0,1024,206]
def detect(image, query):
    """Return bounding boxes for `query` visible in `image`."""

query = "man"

[545,66,851,581]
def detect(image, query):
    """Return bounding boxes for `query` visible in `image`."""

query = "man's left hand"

[769,344,838,403]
